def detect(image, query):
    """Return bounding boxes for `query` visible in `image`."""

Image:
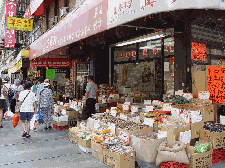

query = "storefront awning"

[30,0,108,60]
[8,59,22,74]
[30,0,54,17]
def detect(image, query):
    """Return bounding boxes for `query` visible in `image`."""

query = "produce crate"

[53,125,68,130]
[200,129,225,149]
[212,147,225,164]
[160,161,188,168]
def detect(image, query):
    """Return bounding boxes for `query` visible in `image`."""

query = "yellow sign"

[8,59,22,73]
[7,17,33,31]
[21,50,30,57]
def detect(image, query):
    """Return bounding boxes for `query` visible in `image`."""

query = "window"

[54,0,59,16]
[46,6,50,29]
[65,0,69,7]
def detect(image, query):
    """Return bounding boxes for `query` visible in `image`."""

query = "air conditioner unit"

[51,16,58,24]
[60,7,69,17]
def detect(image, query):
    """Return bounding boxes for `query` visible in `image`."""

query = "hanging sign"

[30,58,72,68]
[198,91,210,100]
[191,42,206,61]
[7,17,33,31]
[46,69,55,79]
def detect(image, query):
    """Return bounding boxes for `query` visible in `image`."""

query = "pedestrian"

[14,79,21,111]
[36,79,48,102]
[16,81,37,138]
[38,82,54,131]
[65,77,74,103]
[18,80,25,92]
[3,76,16,112]
[10,79,20,113]
[79,75,98,123]
[31,79,38,96]
[0,77,4,128]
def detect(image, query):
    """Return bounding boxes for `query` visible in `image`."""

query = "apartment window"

[65,0,69,7]
[46,6,50,29]
[54,0,59,16]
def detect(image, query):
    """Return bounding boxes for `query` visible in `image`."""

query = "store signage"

[30,0,107,60]
[21,50,30,57]
[30,58,72,68]
[198,91,210,100]
[8,59,22,74]
[107,0,223,29]
[5,1,16,48]
[191,42,206,61]
[7,17,33,31]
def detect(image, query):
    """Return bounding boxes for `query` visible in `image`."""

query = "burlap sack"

[156,141,189,166]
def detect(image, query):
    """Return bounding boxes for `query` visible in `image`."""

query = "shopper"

[0,77,4,128]
[10,79,21,113]
[31,79,38,96]
[38,82,54,131]
[18,80,25,92]
[3,76,16,112]
[36,79,49,102]
[16,81,37,138]
[80,75,98,122]
[65,77,74,103]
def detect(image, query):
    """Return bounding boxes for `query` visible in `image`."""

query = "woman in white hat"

[38,82,54,131]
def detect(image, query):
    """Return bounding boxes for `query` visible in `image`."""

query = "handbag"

[12,112,19,128]
[37,108,44,124]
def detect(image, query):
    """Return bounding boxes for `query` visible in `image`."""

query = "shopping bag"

[12,113,20,128]
[37,109,44,124]
[4,107,14,118]
[30,114,37,130]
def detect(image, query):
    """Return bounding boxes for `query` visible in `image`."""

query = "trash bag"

[12,113,19,128]
[4,107,14,118]
[37,109,44,124]
[30,114,37,130]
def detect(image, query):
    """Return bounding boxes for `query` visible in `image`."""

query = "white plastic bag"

[4,107,14,118]
[30,114,37,130]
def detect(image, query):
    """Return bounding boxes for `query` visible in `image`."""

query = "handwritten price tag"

[131,106,138,113]
[146,106,154,112]
[198,91,210,100]
[152,100,161,106]
[162,103,172,111]
[182,93,193,100]
[143,118,154,127]
[179,113,191,125]
[120,113,128,121]
[119,130,129,144]
[123,104,129,111]
[111,110,117,117]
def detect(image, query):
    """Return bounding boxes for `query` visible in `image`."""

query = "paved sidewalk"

[0,118,225,168]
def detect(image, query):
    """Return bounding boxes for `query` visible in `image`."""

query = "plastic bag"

[12,113,19,128]
[30,114,37,130]
[4,107,14,118]
[37,109,44,124]
[194,141,209,153]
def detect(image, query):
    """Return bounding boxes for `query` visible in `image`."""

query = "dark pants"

[80,98,96,121]
[10,98,16,113]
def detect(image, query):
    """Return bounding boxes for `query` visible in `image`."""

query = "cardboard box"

[78,137,92,148]
[200,129,225,149]
[172,104,184,109]
[91,140,103,153]
[68,127,83,144]
[130,135,166,163]
[183,104,214,122]
[186,140,212,168]
[192,71,207,98]
[160,125,190,141]
[92,149,103,162]
[66,110,78,119]
[103,148,135,168]
[55,121,68,127]
[190,121,204,139]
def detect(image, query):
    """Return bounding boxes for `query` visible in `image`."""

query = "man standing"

[80,75,98,122]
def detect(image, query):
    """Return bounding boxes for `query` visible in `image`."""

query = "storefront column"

[174,20,192,93]
[160,37,164,100]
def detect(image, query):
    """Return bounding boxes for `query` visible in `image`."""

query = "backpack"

[5,85,15,98]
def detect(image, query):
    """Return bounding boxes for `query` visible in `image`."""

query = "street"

[0,118,108,168]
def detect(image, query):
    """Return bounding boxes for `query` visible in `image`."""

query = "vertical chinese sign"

[5,1,17,48]
[191,42,207,61]
[207,66,225,104]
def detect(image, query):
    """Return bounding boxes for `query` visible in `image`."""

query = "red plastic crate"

[212,147,225,164]
[53,125,69,130]
[160,162,188,168]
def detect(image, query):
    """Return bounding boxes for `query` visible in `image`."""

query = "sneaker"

[22,132,27,138]
[48,126,52,129]
[26,134,31,138]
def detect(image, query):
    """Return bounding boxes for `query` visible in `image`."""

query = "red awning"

[30,0,54,17]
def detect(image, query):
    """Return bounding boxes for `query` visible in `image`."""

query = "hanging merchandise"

[126,52,130,58]
[116,54,119,59]
[167,45,171,52]
[153,46,158,55]
[143,49,148,55]
[121,53,124,59]
[171,57,174,77]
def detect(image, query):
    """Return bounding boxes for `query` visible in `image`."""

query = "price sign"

[198,91,210,100]
[123,104,129,111]
[162,103,172,111]
[182,93,193,100]
[179,113,191,125]
[120,114,128,121]
[119,130,129,144]
[146,106,154,112]
[111,110,117,117]
[144,100,151,105]
[143,118,154,127]
[152,100,161,106]
[132,117,141,124]
[131,106,138,113]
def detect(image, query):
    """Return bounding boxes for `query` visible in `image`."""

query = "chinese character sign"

[7,17,33,31]
[5,1,17,48]
[191,42,207,61]
[207,66,225,104]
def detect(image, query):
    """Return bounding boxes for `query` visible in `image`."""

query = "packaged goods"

[194,141,209,153]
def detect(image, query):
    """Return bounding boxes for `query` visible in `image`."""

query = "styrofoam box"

[78,144,92,153]
[52,115,68,122]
